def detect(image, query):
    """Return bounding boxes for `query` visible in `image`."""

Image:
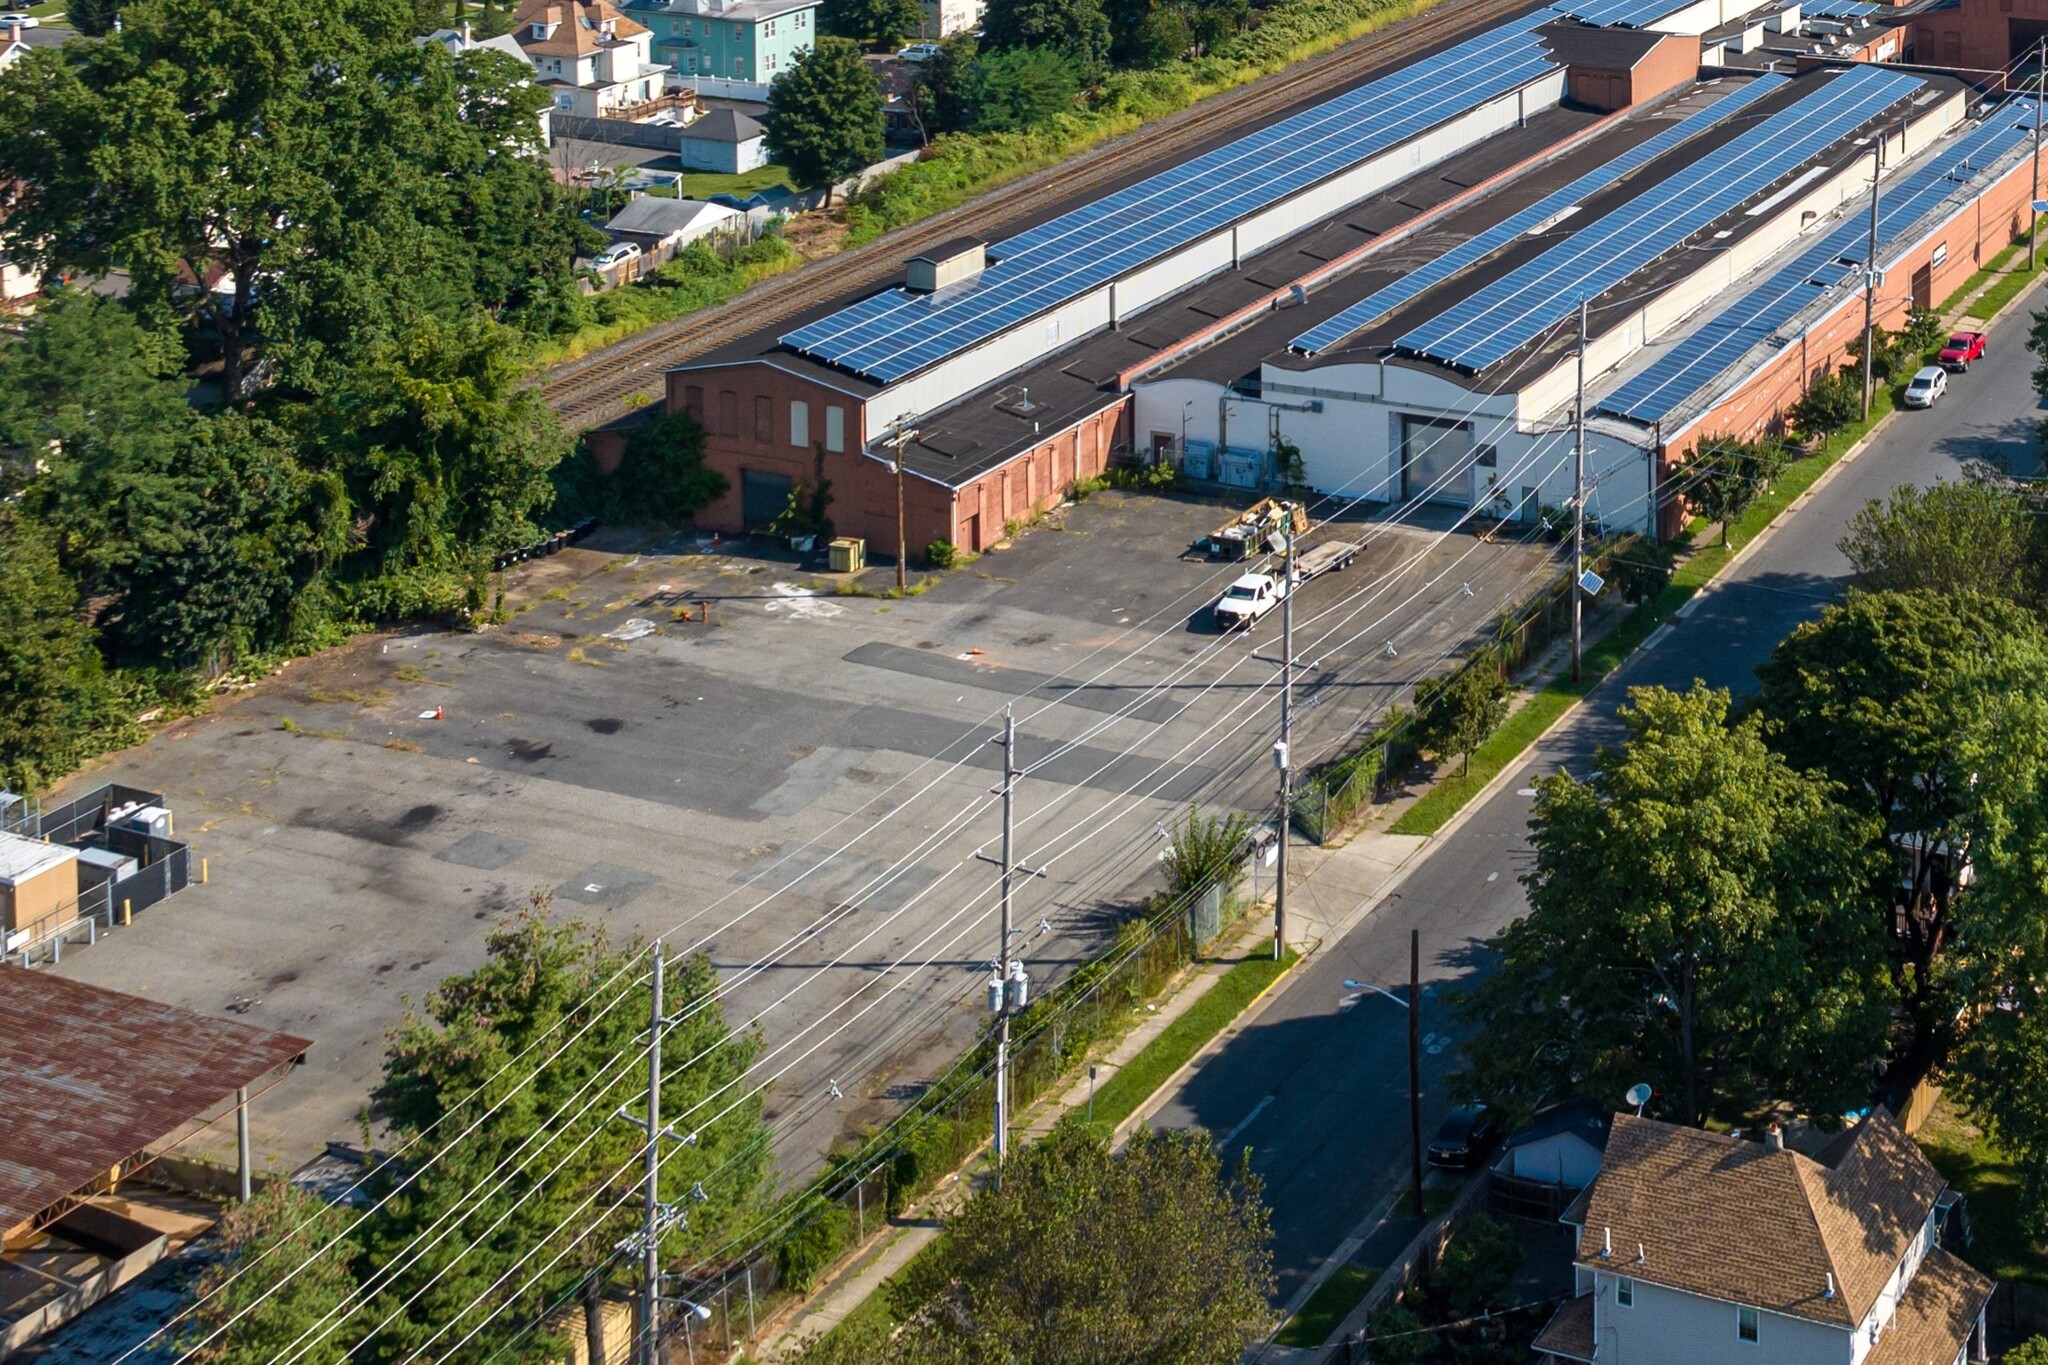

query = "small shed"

[0,831,79,936]
[678,107,770,175]
[1499,1098,1614,1189]
[604,196,745,257]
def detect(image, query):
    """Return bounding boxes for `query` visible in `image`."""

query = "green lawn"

[677,163,794,202]
[1917,1096,2048,1284]
[1086,949,1297,1132]
[1391,387,1900,837]
[1275,1263,1377,1348]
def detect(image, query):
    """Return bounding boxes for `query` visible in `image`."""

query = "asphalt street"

[1148,275,2048,1308]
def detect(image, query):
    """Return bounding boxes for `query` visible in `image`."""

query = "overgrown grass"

[1963,248,2043,323]
[675,163,795,202]
[532,234,801,367]
[1085,948,1297,1131]
[1390,389,1899,837]
[1275,1263,1377,1348]
[1917,1096,2048,1284]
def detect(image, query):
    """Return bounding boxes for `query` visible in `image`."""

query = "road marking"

[1516,787,1538,797]
[1486,872,1498,882]
[1339,993,1362,1012]
[1218,1094,1274,1149]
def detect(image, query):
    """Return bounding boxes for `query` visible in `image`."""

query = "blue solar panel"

[1391,65,1922,373]
[1798,0,1880,17]
[1598,102,2041,424]
[1551,0,1683,26]
[1289,75,1788,356]
[780,14,1559,384]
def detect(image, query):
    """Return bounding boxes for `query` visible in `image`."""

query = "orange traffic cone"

[433,705,445,721]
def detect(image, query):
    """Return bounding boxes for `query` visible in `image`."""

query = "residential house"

[918,0,981,37]
[603,195,743,260]
[0,20,65,72]
[512,0,670,119]
[417,22,554,144]
[623,0,817,95]
[677,107,769,173]
[1532,1112,1992,1365]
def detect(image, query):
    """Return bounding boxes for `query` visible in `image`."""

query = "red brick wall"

[1657,146,2039,530]
[1908,0,2048,79]
[660,360,1133,559]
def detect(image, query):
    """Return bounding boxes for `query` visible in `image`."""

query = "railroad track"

[542,0,1540,427]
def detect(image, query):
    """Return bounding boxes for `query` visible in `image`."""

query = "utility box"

[112,804,171,838]
[75,845,139,893]
[0,830,81,934]
[829,537,866,573]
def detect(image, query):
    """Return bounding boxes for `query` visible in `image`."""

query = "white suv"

[591,241,642,272]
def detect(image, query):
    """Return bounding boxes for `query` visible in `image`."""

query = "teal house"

[623,0,819,93]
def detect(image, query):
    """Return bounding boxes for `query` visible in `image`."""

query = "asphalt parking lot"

[50,489,1557,1181]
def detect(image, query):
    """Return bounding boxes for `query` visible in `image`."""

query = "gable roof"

[605,195,741,237]
[1865,1247,1994,1365]
[1576,1112,1949,1328]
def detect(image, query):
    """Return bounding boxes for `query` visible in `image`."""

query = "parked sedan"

[1427,1103,1499,1169]
[1902,365,1948,409]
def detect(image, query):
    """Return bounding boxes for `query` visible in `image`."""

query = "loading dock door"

[742,469,794,529]
[1401,415,1474,507]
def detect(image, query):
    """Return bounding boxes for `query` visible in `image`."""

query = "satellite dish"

[1625,1083,1652,1115]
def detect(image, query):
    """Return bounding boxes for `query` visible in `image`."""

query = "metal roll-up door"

[1400,415,1475,507]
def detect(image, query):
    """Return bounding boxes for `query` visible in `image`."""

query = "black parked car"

[1427,1102,1498,1169]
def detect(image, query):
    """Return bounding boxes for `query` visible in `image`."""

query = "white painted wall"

[1591,1271,1852,1365]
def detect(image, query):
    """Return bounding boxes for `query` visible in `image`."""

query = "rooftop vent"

[906,237,988,293]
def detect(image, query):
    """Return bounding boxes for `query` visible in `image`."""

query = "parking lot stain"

[507,738,555,762]
[585,718,624,734]
[394,803,441,832]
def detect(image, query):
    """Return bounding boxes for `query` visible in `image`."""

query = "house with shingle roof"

[512,0,670,119]
[1533,1112,1992,1365]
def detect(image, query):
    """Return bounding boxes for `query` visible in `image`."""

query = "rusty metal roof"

[0,970,310,1235]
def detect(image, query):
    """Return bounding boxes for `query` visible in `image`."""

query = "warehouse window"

[719,390,739,437]
[790,400,810,448]
[1475,443,1498,468]
[824,405,845,453]
[682,385,704,423]
[754,395,773,443]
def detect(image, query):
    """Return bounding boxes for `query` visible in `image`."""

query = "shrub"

[1790,369,1862,437]
[778,1195,852,1292]
[926,539,960,569]
[1162,802,1252,904]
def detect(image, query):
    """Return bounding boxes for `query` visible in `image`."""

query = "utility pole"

[2033,38,2044,272]
[1571,298,1587,684]
[1860,140,1883,421]
[1275,514,1295,963]
[1408,928,1424,1222]
[883,416,919,592]
[640,943,665,1365]
[978,709,1036,1169]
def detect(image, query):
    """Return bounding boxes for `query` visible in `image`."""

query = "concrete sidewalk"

[757,818,1438,1359]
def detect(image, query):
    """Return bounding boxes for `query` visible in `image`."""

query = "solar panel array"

[1289,75,1788,356]
[1597,103,2039,424]
[1796,0,1880,18]
[778,15,1559,384]
[1390,65,1921,373]
[1553,0,1687,26]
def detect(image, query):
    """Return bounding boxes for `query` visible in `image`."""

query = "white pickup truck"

[1214,573,1282,630]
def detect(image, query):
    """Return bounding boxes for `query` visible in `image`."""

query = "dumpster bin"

[829,537,866,573]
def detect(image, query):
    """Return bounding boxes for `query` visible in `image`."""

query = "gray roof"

[683,107,766,143]
[606,195,741,237]
[0,830,76,886]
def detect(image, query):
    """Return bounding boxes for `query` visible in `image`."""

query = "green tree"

[765,39,885,200]
[1455,685,1890,1126]
[318,314,568,607]
[1162,802,1253,904]
[0,510,115,791]
[1414,663,1509,776]
[1790,369,1861,437]
[361,898,769,1364]
[981,0,1110,73]
[182,1182,364,1365]
[65,0,122,35]
[1126,6,1193,66]
[1837,480,2036,605]
[1756,590,2048,1075]
[961,46,1079,132]
[823,0,924,48]
[1603,533,1673,606]
[880,1124,1273,1365]
[915,35,982,132]
[2009,1341,2048,1365]
[1685,434,1784,546]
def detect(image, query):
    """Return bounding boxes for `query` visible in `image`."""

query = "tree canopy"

[766,39,886,196]
[981,0,1111,73]
[1455,684,1889,1126]
[822,0,925,49]
[1838,479,2038,606]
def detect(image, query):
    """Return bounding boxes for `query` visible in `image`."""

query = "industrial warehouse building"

[657,0,2044,554]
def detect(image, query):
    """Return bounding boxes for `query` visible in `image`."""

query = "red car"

[1939,331,1987,371]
